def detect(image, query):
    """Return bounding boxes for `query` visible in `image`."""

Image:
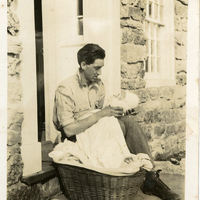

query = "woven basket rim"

[54,162,146,177]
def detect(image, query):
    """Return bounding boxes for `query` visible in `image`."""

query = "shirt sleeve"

[97,81,105,109]
[53,85,75,130]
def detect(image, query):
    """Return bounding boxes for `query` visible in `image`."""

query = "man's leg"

[118,115,181,200]
[118,115,154,165]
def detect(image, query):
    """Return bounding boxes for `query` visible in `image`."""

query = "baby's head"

[109,91,139,112]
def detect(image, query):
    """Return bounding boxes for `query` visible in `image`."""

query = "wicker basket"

[55,163,147,200]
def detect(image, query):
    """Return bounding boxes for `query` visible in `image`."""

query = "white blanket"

[49,113,153,175]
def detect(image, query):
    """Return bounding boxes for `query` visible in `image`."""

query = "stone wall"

[7,1,61,199]
[174,0,188,85]
[7,0,24,192]
[120,0,187,168]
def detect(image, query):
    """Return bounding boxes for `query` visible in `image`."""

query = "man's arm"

[63,106,124,137]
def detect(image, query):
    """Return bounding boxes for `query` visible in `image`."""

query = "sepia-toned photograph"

[3,0,199,199]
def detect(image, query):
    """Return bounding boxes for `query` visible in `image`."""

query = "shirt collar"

[75,69,101,90]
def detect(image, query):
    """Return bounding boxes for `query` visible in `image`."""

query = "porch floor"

[49,173,185,200]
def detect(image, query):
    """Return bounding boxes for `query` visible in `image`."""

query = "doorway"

[34,0,45,142]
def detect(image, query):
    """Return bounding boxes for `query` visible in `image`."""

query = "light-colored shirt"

[53,70,105,131]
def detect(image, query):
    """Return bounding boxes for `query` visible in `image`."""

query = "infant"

[108,90,139,113]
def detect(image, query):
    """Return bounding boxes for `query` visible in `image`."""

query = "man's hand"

[99,106,124,118]
[125,108,135,115]
[63,106,124,137]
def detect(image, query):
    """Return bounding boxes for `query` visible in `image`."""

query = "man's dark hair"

[77,43,105,66]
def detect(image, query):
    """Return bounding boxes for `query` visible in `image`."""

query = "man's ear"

[81,61,87,70]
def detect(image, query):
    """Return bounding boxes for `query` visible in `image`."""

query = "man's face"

[83,59,104,83]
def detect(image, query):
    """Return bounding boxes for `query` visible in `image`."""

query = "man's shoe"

[141,170,181,200]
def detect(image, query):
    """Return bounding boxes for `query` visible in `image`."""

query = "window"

[145,0,164,74]
[144,0,175,87]
[77,0,83,35]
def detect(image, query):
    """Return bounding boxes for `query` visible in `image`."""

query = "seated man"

[53,43,181,200]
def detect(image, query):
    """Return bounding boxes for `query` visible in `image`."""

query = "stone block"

[177,0,188,6]
[7,130,22,145]
[143,100,162,111]
[174,31,187,46]
[121,78,136,89]
[7,34,23,55]
[175,120,186,134]
[8,144,21,156]
[121,44,146,63]
[146,125,154,141]
[139,69,145,78]
[138,0,146,9]
[120,18,144,30]
[7,109,24,132]
[135,111,145,122]
[174,15,182,31]
[134,34,146,45]
[7,0,14,7]
[7,183,41,200]
[39,177,61,199]
[176,72,187,86]
[128,0,137,5]
[165,124,176,135]
[120,5,129,19]
[179,137,186,152]
[154,160,185,175]
[121,0,128,5]
[7,148,11,161]
[179,106,186,119]
[134,89,149,103]
[149,89,160,100]
[121,26,146,45]
[174,98,186,108]
[128,6,143,21]
[121,77,145,90]
[173,85,186,99]
[7,76,23,101]
[144,109,160,124]
[154,125,165,137]
[128,0,146,8]
[121,27,135,44]
[160,140,173,160]
[159,110,172,124]
[7,153,23,186]
[7,8,20,36]
[160,87,174,101]
[175,1,188,18]
[175,59,187,73]
[171,143,180,156]
[174,16,182,31]
[181,18,188,31]
[8,57,21,75]
[121,61,142,79]
[135,77,146,89]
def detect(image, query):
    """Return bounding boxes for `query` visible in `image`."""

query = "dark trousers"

[118,115,154,166]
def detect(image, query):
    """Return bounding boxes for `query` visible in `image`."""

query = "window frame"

[144,0,175,88]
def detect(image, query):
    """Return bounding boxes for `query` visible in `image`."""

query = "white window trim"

[43,0,121,142]
[16,0,42,176]
[144,0,175,88]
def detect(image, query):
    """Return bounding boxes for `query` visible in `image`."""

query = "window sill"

[145,79,176,88]
[21,161,56,186]
[21,141,56,186]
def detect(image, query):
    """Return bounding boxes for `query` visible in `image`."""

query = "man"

[53,43,181,200]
